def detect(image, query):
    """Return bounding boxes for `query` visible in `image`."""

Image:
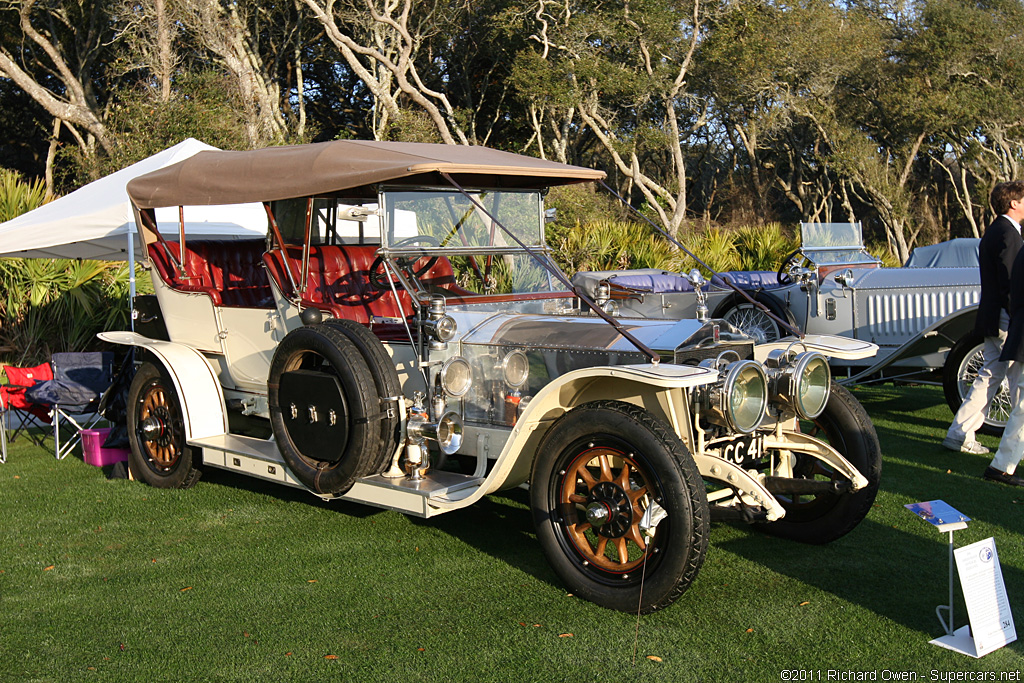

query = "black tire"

[760,381,881,544]
[268,324,384,495]
[321,318,402,473]
[713,292,797,343]
[126,362,202,489]
[943,331,1008,436]
[530,400,709,614]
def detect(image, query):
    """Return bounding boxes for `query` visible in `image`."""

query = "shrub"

[0,169,134,364]
[734,223,797,271]
[0,258,134,365]
[552,219,675,273]
[671,227,742,276]
[0,169,52,222]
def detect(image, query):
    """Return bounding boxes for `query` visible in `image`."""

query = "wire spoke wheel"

[721,304,781,344]
[943,332,1008,435]
[958,345,1011,426]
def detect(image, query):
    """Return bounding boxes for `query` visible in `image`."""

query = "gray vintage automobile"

[574,224,1004,432]
[104,141,882,613]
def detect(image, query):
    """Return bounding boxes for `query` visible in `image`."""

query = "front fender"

[429,363,718,511]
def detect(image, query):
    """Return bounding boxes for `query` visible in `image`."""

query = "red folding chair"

[1,362,54,463]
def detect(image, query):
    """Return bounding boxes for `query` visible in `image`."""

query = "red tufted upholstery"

[262,245,457,325]
[148,240,274,308]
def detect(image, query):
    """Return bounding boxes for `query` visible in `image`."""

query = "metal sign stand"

[904,501,972,652]
[936,525,965,637]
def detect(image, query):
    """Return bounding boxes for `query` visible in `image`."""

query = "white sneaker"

[942,437,990,455]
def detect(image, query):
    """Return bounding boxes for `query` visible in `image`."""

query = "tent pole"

[127,223,136,332]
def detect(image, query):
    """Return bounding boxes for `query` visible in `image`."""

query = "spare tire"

[268,324,384,495]
[322,318,403,473]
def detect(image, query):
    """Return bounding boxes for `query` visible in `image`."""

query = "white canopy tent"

[0,138,268,262]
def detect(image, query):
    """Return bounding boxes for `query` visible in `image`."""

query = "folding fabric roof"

[127,140,607,209]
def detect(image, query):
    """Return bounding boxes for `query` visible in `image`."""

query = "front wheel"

[126,362,201,488]
[943,331,1008,436]
[531,401,709,614]
[713,292,796,343]
[760,382,881,544]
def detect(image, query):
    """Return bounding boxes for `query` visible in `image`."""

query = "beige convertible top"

[127,140,607,209]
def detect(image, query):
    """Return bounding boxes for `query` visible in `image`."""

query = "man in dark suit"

[986,186,1024,485]
[944,181,1024,458]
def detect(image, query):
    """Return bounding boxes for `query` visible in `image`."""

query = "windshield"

[380,189,568,298]
[798,222,879,267]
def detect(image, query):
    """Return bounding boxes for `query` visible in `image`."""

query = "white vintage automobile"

[105,141,882,613]
[573,224,1004,433]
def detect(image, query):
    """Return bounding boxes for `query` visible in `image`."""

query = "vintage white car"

[105,141,882,613]
[573,224,1003,433]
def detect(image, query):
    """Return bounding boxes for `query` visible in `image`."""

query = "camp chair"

[0,362,54,463]
[24,352,115,460]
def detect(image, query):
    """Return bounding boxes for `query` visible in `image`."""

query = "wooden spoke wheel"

[127,362,201,489]
[531,400,708,614]
[559,447,652,573]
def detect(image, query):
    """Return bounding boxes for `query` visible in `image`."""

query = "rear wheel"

[531,401,709,614]
[943,331,1008,436]
[713,292,796,343]
[760,382,881,544]
[127,362,201,489]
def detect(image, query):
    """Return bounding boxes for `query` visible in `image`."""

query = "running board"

[189,433,485,515]
[191,433,308,489]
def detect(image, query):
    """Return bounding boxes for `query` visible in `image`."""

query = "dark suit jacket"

[977,215,1022,338]
[1002,244,1024,362]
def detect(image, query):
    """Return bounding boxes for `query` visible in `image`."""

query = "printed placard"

[954,537,1016,656]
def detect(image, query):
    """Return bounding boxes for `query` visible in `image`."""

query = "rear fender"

[98,331,229,441]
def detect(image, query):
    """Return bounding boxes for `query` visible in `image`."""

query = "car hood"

[451,310,706,354]
[827,265,977,290]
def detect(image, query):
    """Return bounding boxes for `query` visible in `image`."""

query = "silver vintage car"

[574,223,1003,432]
[105,141,882,613]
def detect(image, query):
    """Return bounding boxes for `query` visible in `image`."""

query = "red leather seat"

[148,240,273,308]
[263,245,456,327]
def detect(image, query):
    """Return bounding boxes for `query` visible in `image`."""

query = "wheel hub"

[139,414,168,444]
[585,481,633,538]
[585,502,612,526]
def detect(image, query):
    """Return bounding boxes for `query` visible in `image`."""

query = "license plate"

[717,433,765,466]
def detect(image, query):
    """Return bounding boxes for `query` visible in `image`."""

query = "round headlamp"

[792,352,830,419]
[431,315,457,342]
[439,356,472,397]
[501,350,529,388]
[724,360,768,433]
[767,350,830,419]
[699,356,768,434]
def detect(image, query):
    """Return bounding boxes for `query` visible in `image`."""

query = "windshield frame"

[372,186,576,301]
[379,186,547,253]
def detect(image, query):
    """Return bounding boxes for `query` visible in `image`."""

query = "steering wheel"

[370,235,441,290]
[776,249,809,286]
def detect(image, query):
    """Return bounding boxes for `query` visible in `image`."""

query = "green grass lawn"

[2,384,1024,682]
